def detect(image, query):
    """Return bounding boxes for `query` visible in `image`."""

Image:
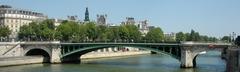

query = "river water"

[0,51,225,72]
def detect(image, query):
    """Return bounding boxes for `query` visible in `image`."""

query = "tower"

[84,7,90,22]
[97,14,107,25]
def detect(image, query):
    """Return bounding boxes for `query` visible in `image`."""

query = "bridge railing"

[40,40,181,44]
[6,41,231,47]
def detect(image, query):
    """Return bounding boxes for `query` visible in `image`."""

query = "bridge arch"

[24,47,51,63]
[191,48,226,67]
[60,45,181,63]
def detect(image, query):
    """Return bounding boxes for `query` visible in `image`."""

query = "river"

[0,51,225,72]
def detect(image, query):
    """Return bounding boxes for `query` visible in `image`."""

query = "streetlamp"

[232,32,236,41]
[229,32,236,44]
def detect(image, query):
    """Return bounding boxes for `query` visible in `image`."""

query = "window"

[10,10,13,14]
[15,20,18,23]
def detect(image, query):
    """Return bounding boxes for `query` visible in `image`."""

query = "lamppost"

[230,32,236,44]
[232,32,236,41]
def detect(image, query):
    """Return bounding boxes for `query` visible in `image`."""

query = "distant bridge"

[0,41,231,68]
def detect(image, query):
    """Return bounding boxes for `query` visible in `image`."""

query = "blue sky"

[1,0,240,37]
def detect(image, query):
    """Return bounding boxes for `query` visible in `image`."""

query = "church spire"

[84,7,90,22]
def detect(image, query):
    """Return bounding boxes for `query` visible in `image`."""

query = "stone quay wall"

[226,48,240,72]
[0,56,44,67]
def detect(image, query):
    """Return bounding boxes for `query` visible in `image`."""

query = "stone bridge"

[0,41,231,68]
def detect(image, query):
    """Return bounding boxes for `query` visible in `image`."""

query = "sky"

[1,0,240,37]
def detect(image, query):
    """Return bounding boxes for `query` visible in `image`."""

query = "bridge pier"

[180,48,196,68]
[50,47,62,63]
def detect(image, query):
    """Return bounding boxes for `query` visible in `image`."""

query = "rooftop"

[0,5,12,8]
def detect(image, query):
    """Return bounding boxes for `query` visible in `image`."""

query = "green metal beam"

[60,44,181,60]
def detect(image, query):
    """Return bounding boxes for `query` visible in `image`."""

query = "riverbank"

[0,56,44,67]
[81,51,150,59]
[0,51,150,67]
[81,51,150,62]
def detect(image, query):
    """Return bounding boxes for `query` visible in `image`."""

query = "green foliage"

[106,26,119,41]
[18,20,55,41]
[16,19,166,43]
[0,26,11,38]
[145,27,164,42]
[18,20,223,43]
[176,32,186,41]
[85,22,99,41]
[188,30,200,41]
[176,30,219,42]
[221,36,231,42]
[55,21,83,42]
[125,24,142,42]
[118,25,129,40]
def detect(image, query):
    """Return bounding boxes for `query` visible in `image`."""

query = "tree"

[186,30,200,41]
[39,20,55,41]
[185,33,191,41]
[0,26,11,41]
[145,27,164,42]
[18,20,57,41]
[0,26,11,37]
[106,26,120,42]
[18,22,36,41]
[74,24,87,42]
[125,24,142,42]
[55,21,80,42]
[85,22,99,41]
[118,25,129,41]
[189,30,200,41]
[221,36,231,42]
[97,25,108,41]
[200,35,209,42]
[208,37,218,42]
[235,36,240,46]
[176,32,186,41]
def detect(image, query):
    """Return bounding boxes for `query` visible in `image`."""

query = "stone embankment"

[0,42,21,57]
[0,56,45,67]
[226,48,240,72]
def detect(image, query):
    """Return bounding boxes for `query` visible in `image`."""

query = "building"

[121,17,135,25]
[67,15,78,22]
[125,17,135,25]
[164,32,176,41]
[0,5,46,41]
[84,7,90,22]
[120,17,152,36]
[49,18,64,27]
[137,20,149,35]
[96,14,107,25]
[148,26,155,30]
